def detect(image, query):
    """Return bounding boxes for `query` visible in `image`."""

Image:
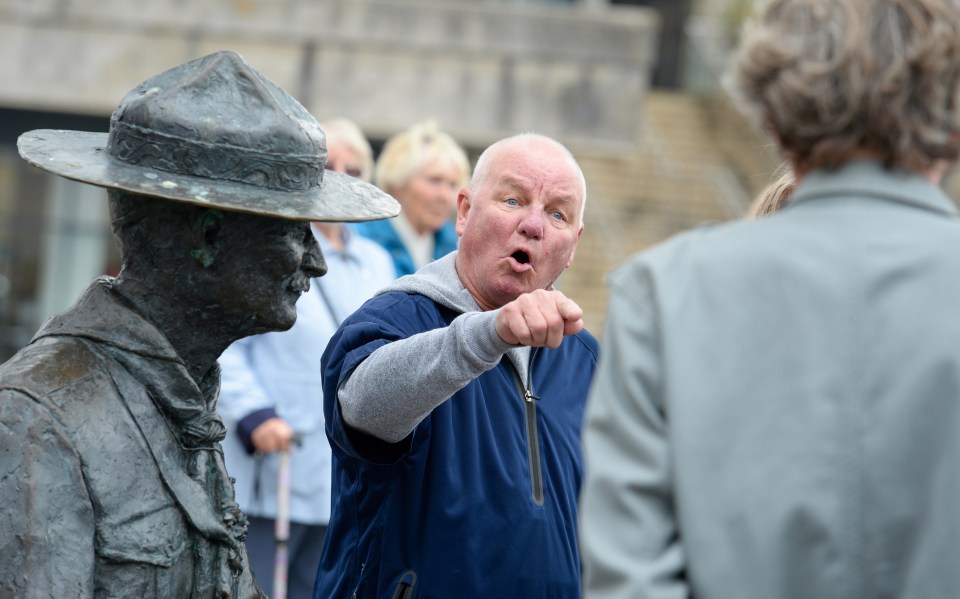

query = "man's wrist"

[463,310,516,359]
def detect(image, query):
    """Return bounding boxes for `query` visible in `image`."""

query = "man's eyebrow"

[495,175,580,203]
[496,176,528,192]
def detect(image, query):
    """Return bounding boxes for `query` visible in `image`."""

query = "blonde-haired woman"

[745,164,796,219]
[355,120,470,276]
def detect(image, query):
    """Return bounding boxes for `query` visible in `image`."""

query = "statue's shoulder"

[0,334,112,414]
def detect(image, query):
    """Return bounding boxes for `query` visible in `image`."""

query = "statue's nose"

[304,240,327,278]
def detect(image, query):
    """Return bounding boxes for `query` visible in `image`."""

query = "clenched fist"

[495,289,584,349]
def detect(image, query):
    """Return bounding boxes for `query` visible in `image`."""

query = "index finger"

[555,294,583,323]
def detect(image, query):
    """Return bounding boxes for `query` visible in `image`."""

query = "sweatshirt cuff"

[236,407,278,454]
[461,309,516,363]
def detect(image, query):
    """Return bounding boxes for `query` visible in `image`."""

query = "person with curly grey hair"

[579,1,960,598]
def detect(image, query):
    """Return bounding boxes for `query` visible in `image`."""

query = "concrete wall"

[0,0,659,151]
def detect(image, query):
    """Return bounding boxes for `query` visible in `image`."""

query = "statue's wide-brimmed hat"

[17,51,399,222]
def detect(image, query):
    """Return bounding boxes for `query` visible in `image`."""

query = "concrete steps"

[561,91,780,336]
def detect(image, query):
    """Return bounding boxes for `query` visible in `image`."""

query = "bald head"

[470,134,587,226]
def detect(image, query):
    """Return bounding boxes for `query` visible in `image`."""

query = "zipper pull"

[523,348,540,404]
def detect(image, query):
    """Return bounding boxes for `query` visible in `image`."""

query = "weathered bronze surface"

[0,50,390,597]
[17,51,399,222]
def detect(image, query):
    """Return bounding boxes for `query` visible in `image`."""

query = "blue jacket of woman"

[352,218,459,277]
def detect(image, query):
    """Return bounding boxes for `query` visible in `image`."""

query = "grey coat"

[580,160,960,599]
[0,279,263,598]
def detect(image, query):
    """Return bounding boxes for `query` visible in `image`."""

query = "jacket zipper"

[509,352,544,506]
[390,570,418,599]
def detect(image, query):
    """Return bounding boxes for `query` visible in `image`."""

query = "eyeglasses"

[325,163,363,179]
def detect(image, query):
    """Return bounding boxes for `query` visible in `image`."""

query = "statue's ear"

[189,209,224,268]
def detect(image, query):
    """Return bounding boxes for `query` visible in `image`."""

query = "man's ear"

[565,224,584,269]
[189,209,224,268]
[455,187,471,237]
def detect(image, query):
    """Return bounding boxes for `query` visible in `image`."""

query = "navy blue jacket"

[316,291,599,598]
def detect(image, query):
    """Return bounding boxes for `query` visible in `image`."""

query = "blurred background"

[0,0,797,360]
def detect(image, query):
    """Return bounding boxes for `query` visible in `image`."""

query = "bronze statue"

[0,51,398,598]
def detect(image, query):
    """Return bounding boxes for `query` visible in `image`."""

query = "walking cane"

[273,432,301,599]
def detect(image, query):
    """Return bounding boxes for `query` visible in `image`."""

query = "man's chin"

[492,279,536,305]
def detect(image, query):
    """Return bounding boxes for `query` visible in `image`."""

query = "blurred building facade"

[0,0,779,359]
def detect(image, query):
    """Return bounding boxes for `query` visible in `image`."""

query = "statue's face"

[215,214,326,334]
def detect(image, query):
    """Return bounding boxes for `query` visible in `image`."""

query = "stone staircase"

[560,90,782,336]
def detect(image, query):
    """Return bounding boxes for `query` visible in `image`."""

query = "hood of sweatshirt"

[377,251,531,378]
[378,251,477,314]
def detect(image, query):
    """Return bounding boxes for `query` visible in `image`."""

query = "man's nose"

[303,237,328,278]
[518,209,544,239]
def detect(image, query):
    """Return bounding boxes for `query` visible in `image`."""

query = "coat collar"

[789,160,958,218]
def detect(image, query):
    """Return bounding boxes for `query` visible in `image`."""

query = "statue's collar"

[32,277,225,448]
[32,277,182,362]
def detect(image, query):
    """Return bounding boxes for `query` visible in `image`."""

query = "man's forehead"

[492,171,582,201]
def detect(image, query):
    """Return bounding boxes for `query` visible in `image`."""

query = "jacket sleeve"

[0,389,96,598]
[338,308,514,444]
[578,262,690,599]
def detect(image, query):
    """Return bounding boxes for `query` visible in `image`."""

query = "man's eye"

[551,211,566,221]
[505,198,519,206]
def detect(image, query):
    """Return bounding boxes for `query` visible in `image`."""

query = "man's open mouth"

[512,250,530,265]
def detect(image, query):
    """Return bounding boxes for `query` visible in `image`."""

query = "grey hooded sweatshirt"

[338,251,530,443]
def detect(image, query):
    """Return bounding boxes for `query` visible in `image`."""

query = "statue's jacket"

[0,278,264,598]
